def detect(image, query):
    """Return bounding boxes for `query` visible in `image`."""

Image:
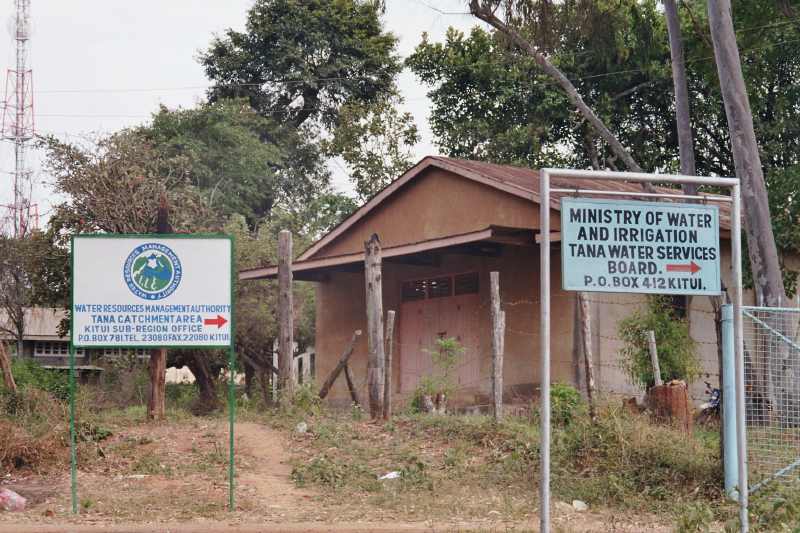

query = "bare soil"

[0,417,671,531]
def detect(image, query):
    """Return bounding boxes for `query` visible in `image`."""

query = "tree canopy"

[200,0,402,130]
[409,0,800,286]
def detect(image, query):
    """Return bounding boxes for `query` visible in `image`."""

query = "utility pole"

[1,0,36,237]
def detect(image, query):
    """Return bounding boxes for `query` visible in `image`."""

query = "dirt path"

[233,420,312,518]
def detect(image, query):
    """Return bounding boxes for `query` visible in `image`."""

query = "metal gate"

[741,306,800,493]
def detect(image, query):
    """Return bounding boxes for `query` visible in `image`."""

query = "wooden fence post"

[647,330,663,386]
[278,230,295,403]
[383,310,396,420]
[578,293,597,421]
[364,234,385,419]
[147,195,170,420]
[489,272,505,420]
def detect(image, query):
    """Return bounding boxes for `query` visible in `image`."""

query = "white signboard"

[561,198,721,295]
[72,235,233,348]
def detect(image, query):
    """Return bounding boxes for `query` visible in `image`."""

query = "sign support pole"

[68,343,77,514]
[731,183,749,531]
[539,171,551,533]
[228,345,236,511]
[537,168,743,533]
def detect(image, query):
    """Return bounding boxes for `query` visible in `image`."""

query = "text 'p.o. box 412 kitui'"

[72,235,233,348]
[561,198,721,295]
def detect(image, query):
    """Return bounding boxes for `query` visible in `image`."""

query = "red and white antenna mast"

[1,0,35,237]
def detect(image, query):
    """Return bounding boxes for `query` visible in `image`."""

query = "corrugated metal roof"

[429,156,732,229]
[0,307,67,340]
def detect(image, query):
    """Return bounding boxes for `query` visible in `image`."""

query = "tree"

[409,1,800,285]
[322,93,420,201]
[467,0,656,192]
[409,2,675,173]
[706,0,785,307]
[199,0,401,130]
[40,131,214,236]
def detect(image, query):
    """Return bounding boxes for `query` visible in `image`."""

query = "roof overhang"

[240,226,536,281]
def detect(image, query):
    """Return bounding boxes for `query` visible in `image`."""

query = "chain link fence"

[742,306,800,493]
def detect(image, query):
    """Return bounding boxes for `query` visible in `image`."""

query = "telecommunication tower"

[1,0,35,237]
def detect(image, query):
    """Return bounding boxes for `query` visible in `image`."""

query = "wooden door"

[399,284,480,394]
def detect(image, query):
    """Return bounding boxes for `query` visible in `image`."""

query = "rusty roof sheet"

[428,156,732,230]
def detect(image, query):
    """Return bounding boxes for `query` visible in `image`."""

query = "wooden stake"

[578,293,597,421]
[489,272,505,420]
[344,364,361,406]
[383,310,396,420]
[364,234,385,419]
[278,230,294,404]
[0,341,16,394]
[647,330,663,387]
[147,194,170,420]
[318,330,362,400]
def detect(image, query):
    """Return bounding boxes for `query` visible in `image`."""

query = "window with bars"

[401,272,479,302]
[33,341,85,358]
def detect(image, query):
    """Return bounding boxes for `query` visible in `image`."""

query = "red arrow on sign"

[203,315,228,328]
[666,261,701,274]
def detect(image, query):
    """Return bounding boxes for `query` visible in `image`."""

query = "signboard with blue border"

[71,234,233,348]
[560,198,721,295]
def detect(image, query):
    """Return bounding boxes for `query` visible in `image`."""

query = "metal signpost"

[538,170,747,532]
[70,234,236,513]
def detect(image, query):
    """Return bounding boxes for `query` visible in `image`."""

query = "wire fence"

[320,292,722,412]
[742,306,800,493]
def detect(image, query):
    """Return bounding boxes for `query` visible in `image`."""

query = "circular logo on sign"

[123,243,182,300]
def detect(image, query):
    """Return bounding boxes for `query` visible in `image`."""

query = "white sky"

[0,0,478,223]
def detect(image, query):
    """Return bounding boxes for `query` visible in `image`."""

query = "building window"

[454,272,480,295]
[34,341,85,358]
[99,348,149,359]
[401,272,479,302]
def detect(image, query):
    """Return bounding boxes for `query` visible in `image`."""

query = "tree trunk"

[664,0,697,186]
[187,353,218,415]
[148,194,172,420]
[383,310,396,420]
[277,230,295,404]
[469,1,654,191]
[489,272,505,421]
[0,341,16,394]
[148,349,167,419]
[707,0,785,307]
[577,293,597,421]
[364,234,385,419]
[708,0,796,424]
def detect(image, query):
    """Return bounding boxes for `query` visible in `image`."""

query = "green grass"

[274,403,745,525]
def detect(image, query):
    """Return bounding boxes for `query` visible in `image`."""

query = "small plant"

[291,384,322,416]
[350,402,364,421]
[411,337,464,413]
[550,383,584,426]
[618,296,701,388]
[675,501,714,532]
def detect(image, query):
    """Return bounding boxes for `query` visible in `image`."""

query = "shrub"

[550,383,584,426]
[410,337,463,412]
[6,358,69,400]
[618,296,701,388]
